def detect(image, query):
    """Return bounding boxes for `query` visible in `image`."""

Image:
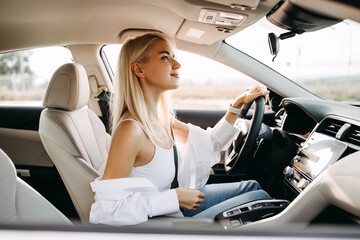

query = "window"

[0,47,73,106]
[226,18,360,103]
[102,45,258,109]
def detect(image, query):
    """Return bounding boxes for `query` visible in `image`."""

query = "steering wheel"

[225,96,265,175]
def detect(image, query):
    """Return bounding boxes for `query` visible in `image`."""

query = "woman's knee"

[242,180,261,191]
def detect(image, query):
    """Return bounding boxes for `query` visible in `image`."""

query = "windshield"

[226,18,360,104]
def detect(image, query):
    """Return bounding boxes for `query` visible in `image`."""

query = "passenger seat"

[0,148,71,225]
[39,63,111,222]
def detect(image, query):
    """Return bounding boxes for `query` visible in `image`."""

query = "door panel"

[0,127,53,167]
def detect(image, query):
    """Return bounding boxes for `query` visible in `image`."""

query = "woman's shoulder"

[112,118,147,145]
[103,118,149,180]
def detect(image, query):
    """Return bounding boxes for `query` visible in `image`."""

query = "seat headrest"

[43,63,90,111]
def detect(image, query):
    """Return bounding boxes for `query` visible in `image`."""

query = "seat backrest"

[39,63,111,222]
[0,148,71,225]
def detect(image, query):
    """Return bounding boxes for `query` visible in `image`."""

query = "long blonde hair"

[111,32,175,144]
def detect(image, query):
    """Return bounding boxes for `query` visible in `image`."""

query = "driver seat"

[39,63,111,222]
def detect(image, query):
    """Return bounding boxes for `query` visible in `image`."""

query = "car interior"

[1,0,360,235]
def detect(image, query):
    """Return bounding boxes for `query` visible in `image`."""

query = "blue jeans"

[182,180,271,219]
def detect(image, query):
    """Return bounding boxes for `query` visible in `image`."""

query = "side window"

[0,47,73,106]
[173,51,258,109]
[102,45,258,109]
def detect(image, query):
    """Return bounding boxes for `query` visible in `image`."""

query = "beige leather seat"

[0,148,71,225]
[39,63,110,222]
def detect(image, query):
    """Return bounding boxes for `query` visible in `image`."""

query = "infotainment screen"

[293,132,347,179]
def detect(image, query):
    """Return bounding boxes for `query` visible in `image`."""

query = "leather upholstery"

[0,148,71,224]
[39,63,110,222]
[43,63,90,111]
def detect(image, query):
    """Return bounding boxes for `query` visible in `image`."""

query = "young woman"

[89,32,270,226]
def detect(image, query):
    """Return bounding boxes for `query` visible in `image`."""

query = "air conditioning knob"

[283,166,295,179]
[294,155,302,162]
[297,178,310,189]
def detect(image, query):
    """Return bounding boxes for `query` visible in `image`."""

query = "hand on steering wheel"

[231,85,269,109]
[226,86,268,175]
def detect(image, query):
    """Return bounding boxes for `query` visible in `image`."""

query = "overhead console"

[176,0,279,45]
[203,0,260,11]
[198,9,246,29]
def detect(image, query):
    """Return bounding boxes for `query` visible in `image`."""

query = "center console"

[215,199,289,229]
[283,132,347,194]
[216,126,350,229]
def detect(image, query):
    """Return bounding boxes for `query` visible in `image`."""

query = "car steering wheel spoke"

[225,96,265,175]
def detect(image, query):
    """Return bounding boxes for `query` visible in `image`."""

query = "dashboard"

[216,97,360,229]
[278,98,360,195]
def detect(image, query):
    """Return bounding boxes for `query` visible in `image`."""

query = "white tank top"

[121,119,176,192]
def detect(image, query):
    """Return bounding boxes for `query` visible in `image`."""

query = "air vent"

[317,118,344,137]
[274,108,285,127]
[345,125,360,146]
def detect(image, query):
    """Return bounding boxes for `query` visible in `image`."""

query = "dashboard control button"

[252,203,263,209]
[294,155,302,162]
[231,219,241,227]
[297,179,310,189]
[283,166,295,179]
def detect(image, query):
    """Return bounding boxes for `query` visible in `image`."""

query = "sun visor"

[176,20,236,45]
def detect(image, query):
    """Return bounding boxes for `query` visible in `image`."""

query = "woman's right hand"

[231,85,269,108]
[175,187,205,211]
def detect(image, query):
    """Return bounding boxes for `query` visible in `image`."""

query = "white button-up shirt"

[89,117,238,226]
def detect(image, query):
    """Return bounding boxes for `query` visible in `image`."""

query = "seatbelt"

[88,75,103,116]
[88,75,112,133]
[170,127,179,189]
[96,90,112,102]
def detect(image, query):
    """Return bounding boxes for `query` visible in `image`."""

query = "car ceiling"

[1,0,359,54]
[0,0,280,53]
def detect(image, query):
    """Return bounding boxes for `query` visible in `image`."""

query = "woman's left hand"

[232,85,269,108]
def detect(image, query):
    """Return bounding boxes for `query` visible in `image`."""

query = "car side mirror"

[268,30,303,62]
[268,33,279,62]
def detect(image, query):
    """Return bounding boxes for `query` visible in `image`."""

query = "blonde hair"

[111,32,175,144]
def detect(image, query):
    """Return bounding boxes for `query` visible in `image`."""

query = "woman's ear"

[131,62,145,78]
